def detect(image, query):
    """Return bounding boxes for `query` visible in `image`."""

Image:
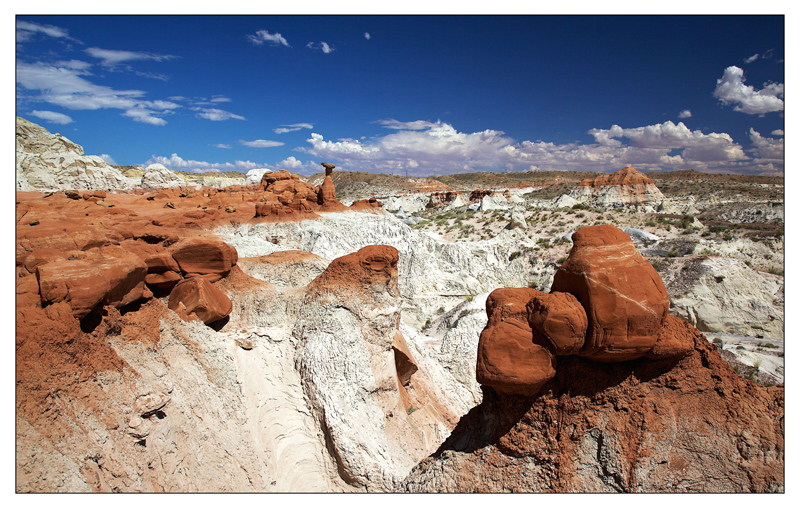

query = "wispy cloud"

[85,47,178,66]
[16,60,177,125]
[743,53,760,64]
[379,119,441,130]
[248,30,290,47]
[306,41,334,53]
[147,153,265,173]
[16,20,79,43]
[215,143,232,149]
[240,139,285,148]
[99,154,117,165]
[678,109,692,119]
[29,110,73,125]
[194,107,246,121]
[274,123,314,134]
[364,32,371,40]
[714,65,784,115]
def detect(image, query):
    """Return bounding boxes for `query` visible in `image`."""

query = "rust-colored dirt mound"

[402,327,784,492]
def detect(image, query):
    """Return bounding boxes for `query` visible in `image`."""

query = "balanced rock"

[168,276,232,324]
[551,224,669,361]
[475,288,556,396]
[321,162,335,176]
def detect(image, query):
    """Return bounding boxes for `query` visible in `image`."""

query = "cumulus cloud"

[678,109,692,119]
[274,123,314,134]
[713,66,784,115]
[29,110,73,124]
[364,32,371,40]
[16,20,77,43]
[146,153,264,173]
[85,47,178,66]
[248,30,290,47]
[240,139,285,148]
[748,128,784,162]
[279,156,303,168]
[195,108,246,121]
[771,129,784,136]
[301,119,776,176]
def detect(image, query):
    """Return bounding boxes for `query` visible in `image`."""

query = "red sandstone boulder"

[168,276,232,324]
[170,237,238,278]
[551,224,669,362]
[476,288,556,396]
[36,245,148,319]
[527,291,588,356]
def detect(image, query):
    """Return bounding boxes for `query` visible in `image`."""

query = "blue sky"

[15,14,785,176]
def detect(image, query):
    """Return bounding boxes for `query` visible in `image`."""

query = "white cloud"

[215,144,232,149]
[16,60,180,126]
[85,47,178,66]
[29,110,73,125]
[364,32,371,40]
[16,20,77,43]
[302,119,775,176]
[195,108,246,121]
[771,129,784,136]
[307,41,335,53]
[274,123,314,134]
[279,156,303,168]
[748,128,784,161]
[713,66,784,115]
[379,119,441,130]
[99,154,117,165]
[248,30,290,47]
[240,139,285,148]
[743,53,760,64]
[678,109,692,119]
[146,153,264,173]
[210,96,231,103]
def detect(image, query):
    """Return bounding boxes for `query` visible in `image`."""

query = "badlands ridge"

[15,117,783,492]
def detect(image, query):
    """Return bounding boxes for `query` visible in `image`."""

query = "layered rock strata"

[569,166,665,206]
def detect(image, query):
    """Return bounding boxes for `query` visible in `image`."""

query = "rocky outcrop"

[15,116,136,191]
[569,166,665,207]
[401,330,784,492]
[476,224,680,397]
[169,237,238,281]
[140,163,192,190]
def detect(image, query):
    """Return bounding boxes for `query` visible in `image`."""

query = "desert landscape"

[15,115,784,492]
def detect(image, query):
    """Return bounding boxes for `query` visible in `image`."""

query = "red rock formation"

[36,245,148,320]
[168,276,232,324]
[319,175,336,205]
[469,189,494,201]
[527,291,588,356]
[426,191,461,209]
[402,329,784,493]
[476,288,556,396]
[571,166,665,206]
[306,245,399,297]
[170,237,238,279]
[576,165,654,188]
[551,224,669,361]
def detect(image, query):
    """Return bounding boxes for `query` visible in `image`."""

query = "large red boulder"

[551,224,669,362]
[169,237,238,279]
[475,288,556,396]
[36,245,148,319]
[168,276,232,324]
[318,175,337,205]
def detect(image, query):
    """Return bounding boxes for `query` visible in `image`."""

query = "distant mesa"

[569,165,665,207]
